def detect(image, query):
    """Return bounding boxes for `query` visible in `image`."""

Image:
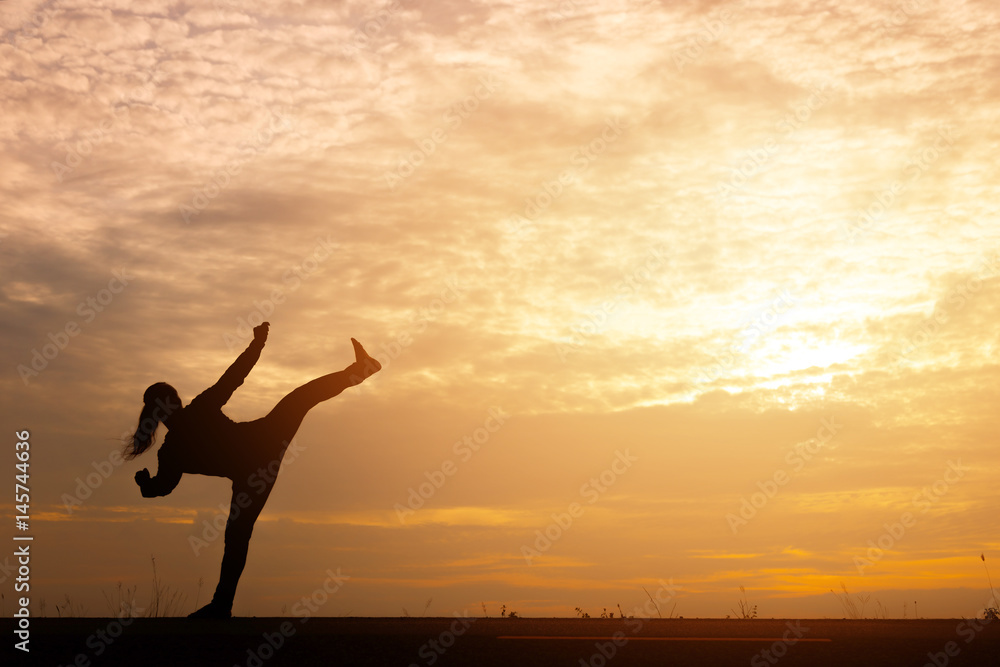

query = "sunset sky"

[3,0,1000,621]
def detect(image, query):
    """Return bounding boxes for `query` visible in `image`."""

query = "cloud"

[3,0,1000,618]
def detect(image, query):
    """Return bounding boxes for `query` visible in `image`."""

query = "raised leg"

[261,338,381,443]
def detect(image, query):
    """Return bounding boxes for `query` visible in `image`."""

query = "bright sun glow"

[754,338,868,377]
[7,0,1000,624]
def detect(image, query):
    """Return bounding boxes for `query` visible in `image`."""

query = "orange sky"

[3,0,1000,619]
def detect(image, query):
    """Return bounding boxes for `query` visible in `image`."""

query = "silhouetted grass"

[981,554,999,620]
[102,581,139,618]
[728,585,757,619]
[146,556,187,617]
[97,555,187,618]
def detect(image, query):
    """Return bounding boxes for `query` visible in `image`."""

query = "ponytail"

[125,382,179,460]
[126,402,160,460]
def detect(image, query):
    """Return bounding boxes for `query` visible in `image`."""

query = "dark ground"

[6,617,999,667]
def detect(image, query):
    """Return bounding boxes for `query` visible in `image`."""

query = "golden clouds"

[2,0,1000,618]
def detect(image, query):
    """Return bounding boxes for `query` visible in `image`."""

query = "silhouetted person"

[127,322,381,618]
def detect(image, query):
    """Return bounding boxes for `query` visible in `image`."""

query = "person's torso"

[160,401,250,479]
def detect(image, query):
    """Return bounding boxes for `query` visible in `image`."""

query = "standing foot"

[187,600,232,619]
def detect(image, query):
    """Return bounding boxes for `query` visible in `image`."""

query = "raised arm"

[199,322,269,409]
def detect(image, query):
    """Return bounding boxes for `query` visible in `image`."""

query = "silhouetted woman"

[127,322,381,618]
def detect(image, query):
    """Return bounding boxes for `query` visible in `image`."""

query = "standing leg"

[188,479,273,618]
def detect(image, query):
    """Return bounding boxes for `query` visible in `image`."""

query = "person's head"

[125,382,182,460]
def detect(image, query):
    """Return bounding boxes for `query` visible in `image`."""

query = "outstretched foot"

[187,600,232,619]
[351,338,382,378]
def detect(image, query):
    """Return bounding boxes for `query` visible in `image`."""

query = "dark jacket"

[141,337,264,497]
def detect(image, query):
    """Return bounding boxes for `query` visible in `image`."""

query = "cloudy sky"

[3,0,1000,621]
